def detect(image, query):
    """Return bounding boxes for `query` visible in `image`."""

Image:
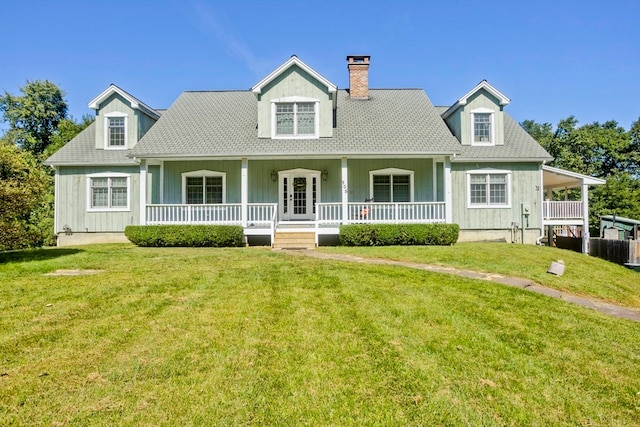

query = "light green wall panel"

[56,166,140,233]
[249,159,341,203]
[451,162,542,230]
[347,159,435,202]
[94,93,139,149]
[163,160,242,204]
[448,89,505,146]
[148,165,160,204]
[436,162,444,202]
[137,111,158,141]
[257,65,333,138]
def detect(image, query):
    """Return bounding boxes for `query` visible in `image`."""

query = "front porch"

[145,201,447,246]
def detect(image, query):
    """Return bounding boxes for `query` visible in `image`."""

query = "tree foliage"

[0,80,68,155]
[522,117,640,234]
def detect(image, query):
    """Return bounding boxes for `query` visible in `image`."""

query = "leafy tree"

[0,80,68,155]
[42,114,94,161]
[0,140,50,250]
[523,117,640,234]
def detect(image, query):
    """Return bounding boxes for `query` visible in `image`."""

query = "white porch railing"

[146,203,278,226]
[316,202,447,224]
[543,201,583,220]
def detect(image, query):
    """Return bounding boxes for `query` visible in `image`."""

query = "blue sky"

[0,0,638,132]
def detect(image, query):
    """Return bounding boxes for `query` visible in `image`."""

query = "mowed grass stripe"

[0,245,638,426]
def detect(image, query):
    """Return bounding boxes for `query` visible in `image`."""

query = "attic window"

[271,98,319,139]
[471,109,495,146]
[104,112,128,149]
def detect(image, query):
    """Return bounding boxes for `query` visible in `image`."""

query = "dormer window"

[471,108,495,145]
[104,112,128,149]
[271,97,318,139]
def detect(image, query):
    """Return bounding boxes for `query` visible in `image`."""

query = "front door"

[279,169,320,221]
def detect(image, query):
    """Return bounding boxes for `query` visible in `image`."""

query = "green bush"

[125,225,244,247]
[339,223,459,246]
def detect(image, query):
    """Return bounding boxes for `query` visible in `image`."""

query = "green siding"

[137,110,158,141]
[56,166,140,233]
[249,159,341,203]
[436,162,444,202]
[257,65,333,138]
[163,161,242,204]
[148,165,161,204]
[95,93,138,149]
[347,159,435,202]
[451,162,542,230]
[447,89,505,146]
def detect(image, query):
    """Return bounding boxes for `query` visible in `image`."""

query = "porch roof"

[542,165,606,189]
[129,89,462,159]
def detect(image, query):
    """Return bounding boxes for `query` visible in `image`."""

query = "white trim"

[54,168,59,233]
[470,108,495,146]
[466,168,512,209]
[542,165,606,187]
[271,100,319,139]
[251,56,337,95]
[181,170,227,204]
[241,159,248,227]
[104,112,128,150]
[444,158,452,222]
[369,167,415,202]
[86,172,131,212]
[442,80,510,119]
[278,168,321,221]
[88,84,160,119]
[140,161,147,225]
[341,157,348,224]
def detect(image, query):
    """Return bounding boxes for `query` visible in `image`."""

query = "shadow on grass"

[0,248,83,264]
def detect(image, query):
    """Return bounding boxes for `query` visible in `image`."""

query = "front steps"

[273,231,316,250]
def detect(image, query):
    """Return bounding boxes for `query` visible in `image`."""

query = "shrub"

[339,223,459,246]
[125,225,244,247]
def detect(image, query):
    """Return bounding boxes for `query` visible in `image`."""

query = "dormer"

[252,55,337,139]
[442,80,510,146]
[88,84,160,150]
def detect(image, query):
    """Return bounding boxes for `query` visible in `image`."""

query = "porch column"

[582,182,589,254]
[341,157,348,224]
[444,157,453,223]
[139,160,147,225]
[241,158,248,227]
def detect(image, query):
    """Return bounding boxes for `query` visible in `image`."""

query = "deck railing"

[146,203,278,226]
[316,202,446,224]
[543,201,583,220]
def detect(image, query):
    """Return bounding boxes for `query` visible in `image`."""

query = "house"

[44,55,605,251]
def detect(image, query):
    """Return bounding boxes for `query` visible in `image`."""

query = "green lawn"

[1,244,639,426]
[320,242,640,310]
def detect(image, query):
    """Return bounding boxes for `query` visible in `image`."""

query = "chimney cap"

[347,55,370,64]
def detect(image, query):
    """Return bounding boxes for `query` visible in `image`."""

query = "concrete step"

[273,231,316,249]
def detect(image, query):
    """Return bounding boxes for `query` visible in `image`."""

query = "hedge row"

[125,225,244,247]
[339,223,459,246]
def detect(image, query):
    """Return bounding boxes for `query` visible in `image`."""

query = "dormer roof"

[251,55,338,95]
[442,80,511,119]
[88,84,160,120]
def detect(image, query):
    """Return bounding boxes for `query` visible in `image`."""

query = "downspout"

[536,162,546,245]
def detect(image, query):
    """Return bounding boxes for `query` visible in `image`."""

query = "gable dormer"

[88,84,160,150]
[252,56,337,139]
[442,80,510,146]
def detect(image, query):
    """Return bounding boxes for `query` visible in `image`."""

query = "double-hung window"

[272,98,318,138]
[467,170,510,208]
[87,173,130,211]
[182,171,226,204]
[471,108,494,145]
[104,113,127,149]
[370,168,414,202]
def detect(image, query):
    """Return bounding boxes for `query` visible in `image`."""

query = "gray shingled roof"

[434,106,552,162]
[130,89,462,158]
[44,122,139,166]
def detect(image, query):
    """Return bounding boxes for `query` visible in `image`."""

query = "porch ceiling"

[542,165,606,190]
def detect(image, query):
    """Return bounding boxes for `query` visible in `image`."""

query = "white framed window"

[86,172,131,211]
[471,108,495,145]
[271,96,319,139]
[369,168,414,202]
[467,169,511,208]
[104,112,128,149]
[181,170,226,204]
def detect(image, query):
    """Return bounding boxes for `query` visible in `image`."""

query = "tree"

[523,117,640,234]
[0,80,68,155]
[0,140,50,250]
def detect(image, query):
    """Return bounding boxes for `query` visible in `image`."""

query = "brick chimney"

[347,55,370,99]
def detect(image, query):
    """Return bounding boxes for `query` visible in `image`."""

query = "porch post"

[341,157,348,224]
[241,158,248,227]
[582,182,590,254]
[139,160,147,225]
[444,157,453,223]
